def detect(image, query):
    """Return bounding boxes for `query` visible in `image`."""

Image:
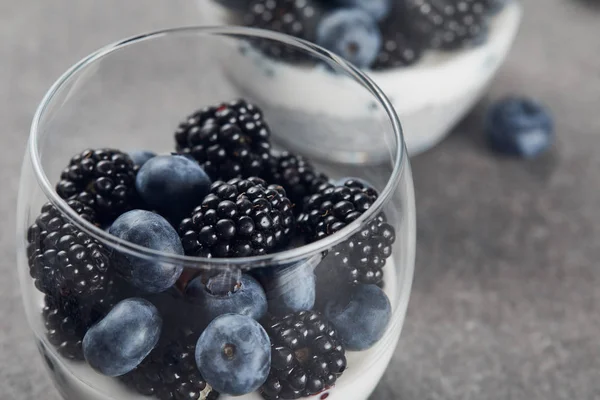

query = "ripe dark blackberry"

[298,179,379,243]
[244,0,323,62]
[27,202,112,302]
[179,177,294,258]
[372,4,423,70]
[316,213,396,295]
[260,310,347,400]
[406,0,490,50]
[56,148,138,223]
[122,330,220,400]
[43,294,113,361]
[264,151,329,212]
[174,100,272,181]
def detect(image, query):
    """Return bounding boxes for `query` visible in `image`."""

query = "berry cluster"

[261,311,347,399]
[222,0,511,69]
[298,179,379,242]
[56,148,138,223]
[26,98,397,399]
[174,99,272,181]
[27,201,111,303]
[179,177,295,258]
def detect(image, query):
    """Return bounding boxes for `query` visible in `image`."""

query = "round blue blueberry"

[83,298,162,377]
[186,272,268,324]
[109,210,184,293]
[323,284,391,351]
[195,314,271,396]
[253,256,319,316]
[334,0,391,20]
[128,150,157,168]
[316,8,382,68]
[486,97,554,158]
[135,155,212,222]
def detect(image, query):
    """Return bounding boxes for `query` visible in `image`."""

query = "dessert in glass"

[17,27,415,400]
[196,0,523,157]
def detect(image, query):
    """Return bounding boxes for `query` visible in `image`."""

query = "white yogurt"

[197,0,522,158]
[37,259,402,400]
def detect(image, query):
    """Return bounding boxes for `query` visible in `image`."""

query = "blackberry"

[43,294,113,361]
[56,148,138,223]
[260,310,347,400]
[174,100,272,181]
[316,213,396,294]
[122,330,220,400]
[372,4,423,70]
[179,177,295,258]
[264,151,329,212]
[406,0,490,50]
[244,0,323,62]
[298,179,379,243]
[27,202,112,303]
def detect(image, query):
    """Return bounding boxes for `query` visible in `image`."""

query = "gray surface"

[1,0,599,399]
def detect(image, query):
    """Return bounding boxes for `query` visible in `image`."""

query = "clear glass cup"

[17,27,415,400]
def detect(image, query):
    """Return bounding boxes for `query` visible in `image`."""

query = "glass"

[17,27,415,400]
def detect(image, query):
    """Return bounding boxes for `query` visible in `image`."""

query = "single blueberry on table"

[135,155,212,223]
[128,150,156,168]
[195,314,271,396]
[83,298,162,377]
[252,255,320,316]
[486,97,554,158]
[334,0,392,21]
[109,210,184,293]
[323,284,391,351]
[185,271,268,325]
[316,8,382,68]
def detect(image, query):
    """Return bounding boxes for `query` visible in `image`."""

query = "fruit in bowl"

[22,93,412,400]
[18,28,416,400]
[197,0,522,158]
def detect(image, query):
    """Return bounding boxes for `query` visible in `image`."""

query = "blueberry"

[314,254,354,308]
[253,255,320,316]
[334,0,391,20]
[83,298,161,376]
[185,272,268,324]
[195,314,271,396]
[486,97,554,158]
[109,210,184,293]
[316,8,382,68]
[135,155,212,222]
[323,284,391,351]
[128,150,156,167]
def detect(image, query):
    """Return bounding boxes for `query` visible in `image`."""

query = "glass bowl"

[17,27,415,400]
[196,0,523,159]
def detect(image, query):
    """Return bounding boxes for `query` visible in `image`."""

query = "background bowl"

[197,0,523,159]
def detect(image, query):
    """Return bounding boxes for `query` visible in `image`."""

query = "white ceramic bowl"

[197,0,522,159]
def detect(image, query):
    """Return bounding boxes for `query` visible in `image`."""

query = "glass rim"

[29,25,406,268]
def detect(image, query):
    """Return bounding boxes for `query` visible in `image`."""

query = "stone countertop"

[1,0,599,399]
